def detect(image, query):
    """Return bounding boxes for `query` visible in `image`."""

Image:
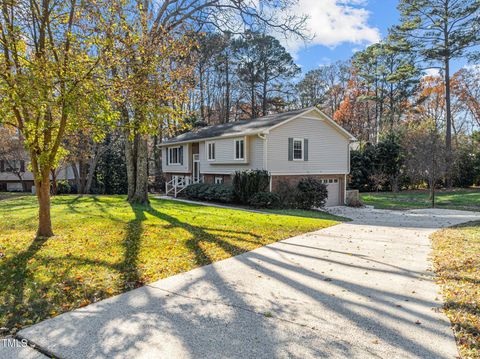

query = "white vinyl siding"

[199,135,264,174]
[267,113,350,174]
[162,144,190,173]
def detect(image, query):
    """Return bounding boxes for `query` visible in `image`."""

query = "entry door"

[193,154,200,182]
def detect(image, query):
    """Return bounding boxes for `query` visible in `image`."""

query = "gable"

[265,108,355,141]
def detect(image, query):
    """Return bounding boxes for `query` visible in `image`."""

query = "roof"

[161,107,355,145]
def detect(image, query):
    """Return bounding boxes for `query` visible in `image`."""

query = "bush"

[232,170,270,204]
[248,192,280,209]
[296,178,328,209]
[56,180,72,194]
[275,181,299,209]
[185,183,234,203]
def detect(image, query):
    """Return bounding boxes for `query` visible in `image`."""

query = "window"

[207,142,215,161]
[293,139,303,160]
[168,147,181,165]
[234,139,245,160]
[214,176,223,184]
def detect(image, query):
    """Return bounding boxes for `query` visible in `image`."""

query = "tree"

[112,1,306,205]
[402,119,447,207]
[232,31,300,119]
[352,41,419,140]
[453,67,480,127]
[297,69,329,108]
[334,72,376,143]
[296,62,350,117]
[0,0,115,237]
[375,132,404,192]
[392,0,480,179]
[0,127,28,191]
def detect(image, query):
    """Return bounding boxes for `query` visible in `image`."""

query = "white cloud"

[280,0,381,54]
[424,68,441,77]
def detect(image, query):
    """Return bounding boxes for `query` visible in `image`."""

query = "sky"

[285,0,467,75]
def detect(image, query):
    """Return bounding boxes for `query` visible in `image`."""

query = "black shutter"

[304,139,309,161]
[179,146,184,165]
[288,138,293,161]
[166,148,169,165]
[0,160,4,172]
[20,160,25,172]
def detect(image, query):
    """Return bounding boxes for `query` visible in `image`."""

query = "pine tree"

[392,0,480,181]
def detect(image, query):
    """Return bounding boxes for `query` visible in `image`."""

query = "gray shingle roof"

[162,107,313,145]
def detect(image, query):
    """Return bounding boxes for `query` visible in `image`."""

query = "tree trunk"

[262,65,268,116]
[225,57,230,123]
[131,134,149,204]
[153,134,163,190]
[85,143,102,194]
[125,134,137,202]
[71,162,81,193]
[250,75,256,119]
[444,56,452,187]
[199,63,206,122]
[50,169,57,195]
[36,172,54,237]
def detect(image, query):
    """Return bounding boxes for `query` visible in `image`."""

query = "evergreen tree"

[391,0,480,179]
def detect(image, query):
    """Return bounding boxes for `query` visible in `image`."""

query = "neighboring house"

[161,107,356,206]
[0,160,75,192]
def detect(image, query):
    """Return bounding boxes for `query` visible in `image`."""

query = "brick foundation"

[203,174,232,185]
[271,174,345,205]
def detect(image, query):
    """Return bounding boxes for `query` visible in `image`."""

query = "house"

[0,160,76,192]
[160,107,356,206]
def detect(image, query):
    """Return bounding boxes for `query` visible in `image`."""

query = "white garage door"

[322,178,341,207]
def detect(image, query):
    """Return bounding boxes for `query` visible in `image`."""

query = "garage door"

[321,178,341,207]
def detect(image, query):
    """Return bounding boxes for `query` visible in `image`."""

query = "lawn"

[0,195,341,335]
[432,222,480,358]
[0,192,31,201]
[361,189,480,211]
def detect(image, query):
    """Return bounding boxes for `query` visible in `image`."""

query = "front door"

[193,154,200,183]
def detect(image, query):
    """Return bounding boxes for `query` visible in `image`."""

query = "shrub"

[185,183,234,203]
[232,170,270,204]
[275,181,300,209]
[56,180,72,194]
[296,178,328,209]
[248,192,280,209]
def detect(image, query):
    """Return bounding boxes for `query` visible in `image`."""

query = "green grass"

[0,195,340,335]
[0,192,31,201]
[361,189,480,211]
[431,222,480,358]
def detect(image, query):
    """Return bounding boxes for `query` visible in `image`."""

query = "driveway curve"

[17,207,480,359]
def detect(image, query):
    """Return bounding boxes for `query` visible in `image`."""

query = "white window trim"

[206,141,216,161]
[168,146,181,165]
[214,176,224,184]
[234,138,245,160]
[292,138,304,161]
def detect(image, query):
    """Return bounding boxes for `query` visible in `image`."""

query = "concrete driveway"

[13,207,480,359]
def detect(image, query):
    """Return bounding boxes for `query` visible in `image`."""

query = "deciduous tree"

[0,0,115,236]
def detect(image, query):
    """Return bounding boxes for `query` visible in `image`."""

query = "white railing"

[165,175,204,197]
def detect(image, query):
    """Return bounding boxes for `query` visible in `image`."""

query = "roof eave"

[159,129,267,147]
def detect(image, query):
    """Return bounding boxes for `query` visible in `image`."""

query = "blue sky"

[287,0,468,75]
[295,0,399,72]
